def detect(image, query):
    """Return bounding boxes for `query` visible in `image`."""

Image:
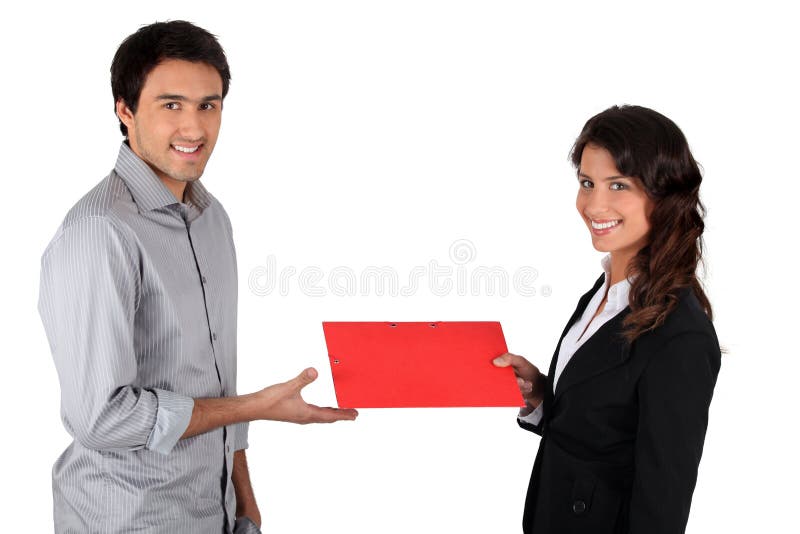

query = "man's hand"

[252,367,358,424]
[493,353,546,415]
[181,367,358,440]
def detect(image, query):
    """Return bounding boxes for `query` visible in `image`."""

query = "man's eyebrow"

[155,94,222,102]
[577,171,628,181]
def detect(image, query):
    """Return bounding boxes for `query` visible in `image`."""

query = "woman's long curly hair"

[570,105,712,343]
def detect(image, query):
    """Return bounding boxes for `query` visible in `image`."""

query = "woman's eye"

[610,182,627,191]
[579,179,593,189]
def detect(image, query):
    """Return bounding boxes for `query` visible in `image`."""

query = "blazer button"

[572,500,587,515]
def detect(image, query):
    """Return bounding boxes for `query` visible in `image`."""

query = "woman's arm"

[629,332,721,534]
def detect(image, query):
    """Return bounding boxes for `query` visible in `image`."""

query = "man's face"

[117,59,223,188]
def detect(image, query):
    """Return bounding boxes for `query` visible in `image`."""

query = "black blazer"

[519,275,721,534]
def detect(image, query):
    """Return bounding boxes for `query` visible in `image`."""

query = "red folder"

[322,321,524,408]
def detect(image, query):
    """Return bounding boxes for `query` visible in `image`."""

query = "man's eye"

[165,102,180,110]
[199,103,216,111]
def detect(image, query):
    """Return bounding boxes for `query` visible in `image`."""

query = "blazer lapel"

[556,274,606,346]
[553,307,632,402]
[542,275,606,413]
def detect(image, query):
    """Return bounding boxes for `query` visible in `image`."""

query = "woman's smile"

[590,218,622,235]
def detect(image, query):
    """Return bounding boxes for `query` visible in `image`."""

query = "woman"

[494,105,721,534]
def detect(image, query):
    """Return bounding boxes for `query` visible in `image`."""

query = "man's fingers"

[307,405,359,423]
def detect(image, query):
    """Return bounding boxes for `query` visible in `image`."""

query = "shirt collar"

[114,142,212,217]
[600,254,632,311]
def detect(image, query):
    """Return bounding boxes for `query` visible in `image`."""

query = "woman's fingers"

[517,377,533,394]
[494,352,539,382]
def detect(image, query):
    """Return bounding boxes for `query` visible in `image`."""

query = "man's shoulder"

[61,171,133,231]
[203,190,234,235]
[41,171,137,260]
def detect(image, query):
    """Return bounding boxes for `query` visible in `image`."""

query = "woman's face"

[575,144,654,263]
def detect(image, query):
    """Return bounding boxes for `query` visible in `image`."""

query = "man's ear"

[116,99,135,132]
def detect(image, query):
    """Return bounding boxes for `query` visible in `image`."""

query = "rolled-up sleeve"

[38,216,193,454]
[232,422,249,451]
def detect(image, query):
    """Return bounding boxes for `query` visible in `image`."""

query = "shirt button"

[201,275,207,284]
[212,332,218,341]
[572,500,587,515]
[226,444,231,453]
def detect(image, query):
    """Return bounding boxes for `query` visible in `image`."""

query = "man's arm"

[232,450,260,527]
[39,217,193,454]
[181,367,358,439]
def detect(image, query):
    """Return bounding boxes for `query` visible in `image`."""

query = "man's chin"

[167,167,206,183]
[172,174,203,183]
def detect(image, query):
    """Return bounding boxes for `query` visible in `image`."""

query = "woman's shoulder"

[636,287,720,354]
[631,287,722,389]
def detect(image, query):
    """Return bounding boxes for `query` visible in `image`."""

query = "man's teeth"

[173,145,199,153]
[591,220,621,230]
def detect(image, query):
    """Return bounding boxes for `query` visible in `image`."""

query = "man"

[38,21,357,534]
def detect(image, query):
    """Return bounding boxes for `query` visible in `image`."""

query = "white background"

[1,1,797,532]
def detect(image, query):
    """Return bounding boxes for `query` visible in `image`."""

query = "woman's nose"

[584,189,611,217]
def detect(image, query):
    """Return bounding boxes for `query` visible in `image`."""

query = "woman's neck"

[608,251,636,286]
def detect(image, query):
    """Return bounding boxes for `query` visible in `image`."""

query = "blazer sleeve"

[517,371,555,436]
[628,331,721,533]
[517,402,545,435]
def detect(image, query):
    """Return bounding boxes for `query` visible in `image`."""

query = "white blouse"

[519,255,631,426]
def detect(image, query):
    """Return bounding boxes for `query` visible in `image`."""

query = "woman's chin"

[590,238,613,253]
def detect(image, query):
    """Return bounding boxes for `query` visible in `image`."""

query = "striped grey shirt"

[38,143,252,534]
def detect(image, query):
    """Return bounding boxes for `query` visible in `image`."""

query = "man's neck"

[159,177,187,203]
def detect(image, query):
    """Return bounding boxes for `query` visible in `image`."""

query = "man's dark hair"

[110,20,231,137]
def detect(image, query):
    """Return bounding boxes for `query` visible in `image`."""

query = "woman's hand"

[493,353,546,415]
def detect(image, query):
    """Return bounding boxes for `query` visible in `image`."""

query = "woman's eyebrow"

[577,171,628,181]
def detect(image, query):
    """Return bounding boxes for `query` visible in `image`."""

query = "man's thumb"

[292,367,318,389]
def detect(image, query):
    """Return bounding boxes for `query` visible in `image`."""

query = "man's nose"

[177,110,204,139]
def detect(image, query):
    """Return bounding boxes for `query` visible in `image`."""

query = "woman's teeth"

[591,220,621,230]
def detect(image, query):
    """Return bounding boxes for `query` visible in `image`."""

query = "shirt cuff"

[517,403,544,426]
[234,516,262,534]
[232,421,249,451]
[146,389,194,455]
